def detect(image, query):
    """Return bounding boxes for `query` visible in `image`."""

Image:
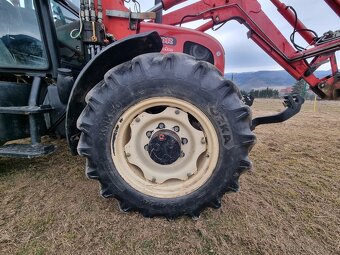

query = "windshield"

[0,0,48,69]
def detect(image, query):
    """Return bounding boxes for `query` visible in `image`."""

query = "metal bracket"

[106,10,156,30]
[251,95,305,131]
[106,10,156,20]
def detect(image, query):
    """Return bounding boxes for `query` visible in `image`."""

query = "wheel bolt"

[175,109,180,115]
[181,138,188,144]
[146,131,153,138]
[144,144,149,151]
[135,117,140,123]
[125,152,131,157]
[180,151,185,158]
[173,126,180,132]
[151,177,156,183]
[158,123,165,129]
[201,137,206,144]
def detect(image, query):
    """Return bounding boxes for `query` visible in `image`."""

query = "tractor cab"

[0,0,83,157]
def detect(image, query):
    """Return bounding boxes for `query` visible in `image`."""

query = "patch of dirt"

[0,99,339,255]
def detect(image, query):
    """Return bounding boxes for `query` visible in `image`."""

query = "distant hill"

[224,70,330,91]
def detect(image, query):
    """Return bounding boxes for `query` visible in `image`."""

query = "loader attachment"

[251,95,305,131]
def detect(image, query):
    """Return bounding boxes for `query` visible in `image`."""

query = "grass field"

[0,99,339,255]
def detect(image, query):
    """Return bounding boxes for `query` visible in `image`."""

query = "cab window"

[0,0,48,69]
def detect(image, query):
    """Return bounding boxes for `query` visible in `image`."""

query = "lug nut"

[151,177,156,183]
[175,109,180,115]
[187,173,193,177]
[201,137,206,144]
[144,144,149,151]
[158,123,165,129]
[173,126,180,132]
[125,152,131,157]
[146,131,153,138]
[180,151,185,158]
[135,117,140,123]
[181,138,188,144]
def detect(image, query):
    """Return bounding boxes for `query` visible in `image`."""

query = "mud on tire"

[77,53,256,218]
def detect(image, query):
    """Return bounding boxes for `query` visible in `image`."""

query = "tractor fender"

[66,31,162,154]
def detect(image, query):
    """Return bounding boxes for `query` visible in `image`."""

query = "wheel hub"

[148,130,181,165]
[124,106,207,184]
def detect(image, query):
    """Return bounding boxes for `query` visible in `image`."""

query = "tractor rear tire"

[77,53,256,218]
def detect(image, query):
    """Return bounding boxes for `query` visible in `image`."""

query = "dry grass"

[0,99,339,255]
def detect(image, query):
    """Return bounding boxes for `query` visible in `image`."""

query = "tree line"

[241,79,312,99]
[241,88,279,98]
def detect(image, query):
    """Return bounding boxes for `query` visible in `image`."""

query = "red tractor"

[0,0,339,218]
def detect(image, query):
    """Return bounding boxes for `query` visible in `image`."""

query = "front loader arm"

[161,0,340,99]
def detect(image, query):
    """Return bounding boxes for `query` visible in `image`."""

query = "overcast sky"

[127,0,339,73]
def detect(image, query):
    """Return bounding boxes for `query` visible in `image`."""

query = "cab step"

[0,144,56,158]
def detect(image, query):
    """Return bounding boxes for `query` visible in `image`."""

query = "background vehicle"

[0,0,339,218]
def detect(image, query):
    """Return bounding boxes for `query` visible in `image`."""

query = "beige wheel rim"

[111,97,219,198]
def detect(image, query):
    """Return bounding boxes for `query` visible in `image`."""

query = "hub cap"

[147,129,182,165]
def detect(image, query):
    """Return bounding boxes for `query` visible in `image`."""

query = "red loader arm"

[160,0,340,99]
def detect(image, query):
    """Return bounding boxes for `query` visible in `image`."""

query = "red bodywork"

[100,0,340,99]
